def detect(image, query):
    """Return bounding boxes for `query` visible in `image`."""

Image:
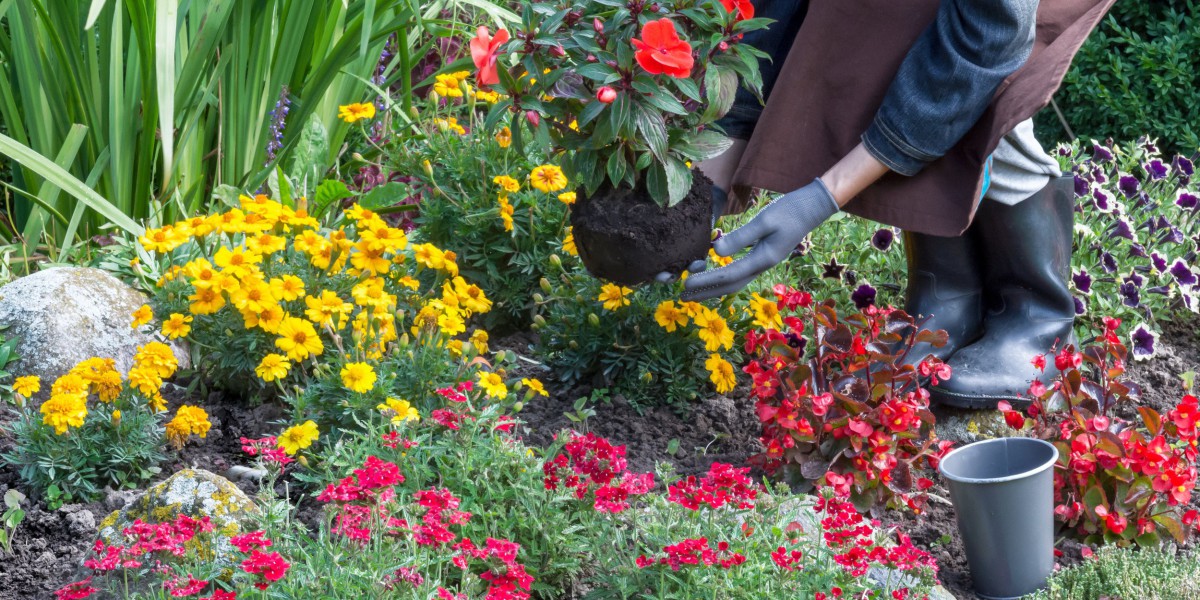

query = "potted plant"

[472,0,767,284]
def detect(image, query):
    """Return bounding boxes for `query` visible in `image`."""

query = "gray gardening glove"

[654,185,731,283]
[681,179,839,301]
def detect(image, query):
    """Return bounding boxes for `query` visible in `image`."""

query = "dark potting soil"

[569,171,714,286]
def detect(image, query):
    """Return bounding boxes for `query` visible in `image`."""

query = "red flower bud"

[525,110,540,127]
[719,41,729,52]
[596,86,618,104]
[550,45,566,58]
[593,18,604,33]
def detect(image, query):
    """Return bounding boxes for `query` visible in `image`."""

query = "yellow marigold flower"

[453,277,492,315]
[40,392,87,435]
[139,225,188,253]
[269,275,306,302]
[246,233,286,255]
[433,73,464,98]
[476,89,501,104]
[338,102,376,123]
[378,397,420,423]
[161,313,193,339]
[705,354,737,394]
[165,405,211,449]
[188,287,226,315]
[451,70,471,82]
[478,371,508,399]
[134,342,179,379]
[563,228,578,256]
[679,301,705,318]
[351,240,391,275]
[413,243,447,271]
[13,375,39,398]
[213,245,261,273]
[498,196,515,232]
[695,309,735,352]
[276,317,324,362]
[530,165,568,193]
[51,372,89,397]
[127,367,162,399]
[749,293,783,330]
[521,377,548,397]
[131,304,154,329]
[340,362,377,394]
[493,175,521,193]
[435,117,466,136]
[470,329,489,353]
[654,301,689,333]
[709,247,733,267]
[437,304,467,337]
[92,370,123,403]
[277,420,319,455]
[304,290,352,327]
[255,304,286,333]
[179,215,214,238]
[495,126,512,148]
[597,283,632,311]
[256,354,291,382]
[446,339,464,357]
[557,191,576,205]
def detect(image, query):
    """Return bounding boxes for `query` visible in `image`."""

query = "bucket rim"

[938,437,1059,485]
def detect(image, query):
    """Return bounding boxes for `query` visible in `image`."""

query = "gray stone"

[97,470,258,566]
[0,267,189,388]
[66,509,96,531]
[933,405,1026,445]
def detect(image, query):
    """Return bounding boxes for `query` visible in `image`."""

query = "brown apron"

[731,0,1117,236]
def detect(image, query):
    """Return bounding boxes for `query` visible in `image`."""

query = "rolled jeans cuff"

[861,117,939,177]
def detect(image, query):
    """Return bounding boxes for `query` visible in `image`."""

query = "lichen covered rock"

[0,267,190,388]
[96,469,258,564]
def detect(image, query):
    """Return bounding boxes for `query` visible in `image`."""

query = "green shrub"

[1036,1,1200,155]
[1025,547,1200,600]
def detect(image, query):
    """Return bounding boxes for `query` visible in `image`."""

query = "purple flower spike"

[1119,281,1141,308]
[1176,190,1198,210]
[1092,188,1114,213]
[1072,269,1093,294]
[1150,252,1169,273]
[1130,324,1157,361]
[871,228,896,252]
[1118,175,1140,198]
[1073,296,1087,316]
[1074,174,1091,197]
[1169,259,1198,286]
[1101,252,1118,274]
[1147,159,1169,181]
[1092,142,1114,162]
[851,283,877,310]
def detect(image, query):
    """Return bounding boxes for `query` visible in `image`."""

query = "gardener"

[681,0,1116,409]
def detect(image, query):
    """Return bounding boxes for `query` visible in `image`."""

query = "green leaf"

[676,129,734,162]
[314,179,354,218]
[635,106,668,163]
[0,133,142,235]
[358,182,408,211]
[664,157,691,206]
[606,149,627,187]
[1083,485,1108,513]
[647,161,668,206]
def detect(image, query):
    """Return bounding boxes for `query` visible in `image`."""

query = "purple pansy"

[1147,159,1169,181]
[1073,296,1087,316]
[850,283,877,310]
[1150,252,1169,273]
[1101,252,1118,274]
[1092,142,1114,162]
[1119,281,1140,307]
[1130,324,1157,361]
[1169,259,1198,286]
[871,228,896,252]
[1118,175,1140,198]
[1072,269,1092,294]
[1176,190,1198,210]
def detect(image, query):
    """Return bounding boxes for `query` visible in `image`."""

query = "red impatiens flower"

[719,0,755,22]
[632,18,694,78]
[470,26,509,86]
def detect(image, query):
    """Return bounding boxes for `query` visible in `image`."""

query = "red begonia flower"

[470,26,509,86]
[632,18,694,78]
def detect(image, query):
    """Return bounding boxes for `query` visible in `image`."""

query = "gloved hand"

[653,185,732,283]
[681,178,839,301]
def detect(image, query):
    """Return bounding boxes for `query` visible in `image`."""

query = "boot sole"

[928,387,1032,410]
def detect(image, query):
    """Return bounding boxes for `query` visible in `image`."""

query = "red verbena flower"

[632,18,693,78]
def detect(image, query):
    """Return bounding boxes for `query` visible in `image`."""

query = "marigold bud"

[111,410,122,426]
[588,313,600,326]
[597,86,618,104]
[540,277,553,293]
[549,254,563,268]
[532,293,545,303]
[569,340,580,350]
[533,315,547,327]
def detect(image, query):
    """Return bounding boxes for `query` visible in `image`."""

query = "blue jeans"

[719,0,1039,177]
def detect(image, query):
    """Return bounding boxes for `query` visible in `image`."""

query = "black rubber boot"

[930,176,1077,409]
[899,231,985,368]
